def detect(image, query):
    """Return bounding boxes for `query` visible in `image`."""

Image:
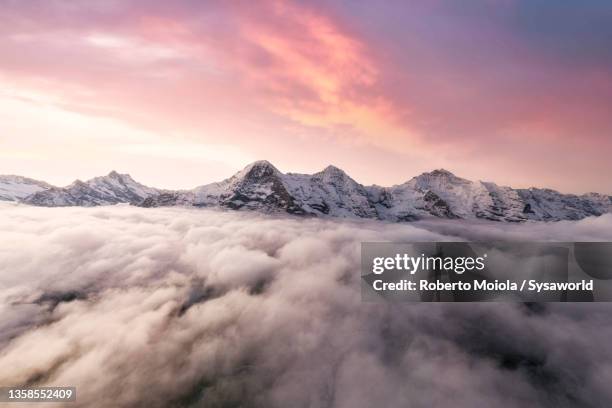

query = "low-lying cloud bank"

[1,203,612,408]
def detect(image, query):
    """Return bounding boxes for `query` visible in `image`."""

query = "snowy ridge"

[140,162,611,222]
[3,161,611,222]
[21,171,161,207]
[283,165,377,218]
[0,175,52,201]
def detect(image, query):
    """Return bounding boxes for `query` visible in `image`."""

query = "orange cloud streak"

[232,1,414,146]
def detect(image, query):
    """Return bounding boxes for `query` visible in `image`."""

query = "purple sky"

[1,0,611,193]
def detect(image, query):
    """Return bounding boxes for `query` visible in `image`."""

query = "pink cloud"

[0,1,611,193]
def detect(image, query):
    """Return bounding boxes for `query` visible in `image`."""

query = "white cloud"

[1,203,612,407]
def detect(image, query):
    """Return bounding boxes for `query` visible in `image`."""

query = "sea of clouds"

[1,202,612,408]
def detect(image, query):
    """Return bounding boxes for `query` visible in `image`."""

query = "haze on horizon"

[1,1,611,194]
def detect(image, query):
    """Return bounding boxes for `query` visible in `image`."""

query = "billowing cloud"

[1,203,612,407]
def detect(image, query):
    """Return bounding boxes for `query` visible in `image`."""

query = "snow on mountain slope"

[384,169,612,222]
[380,169,528,222]
[406,170,497,218]
[23,171,160,207]
[480,182,527,222]
[144,162,378,218]
[9,161,612,222]
[142,161,306,214]
[141,162,612,222]
[0,175,53,201]
[517,188,612,221]
[376,183,456,221]
[194,160,306,214]
[284,165,377,218]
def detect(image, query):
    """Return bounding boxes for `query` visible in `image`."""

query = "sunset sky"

[1,0,611,193]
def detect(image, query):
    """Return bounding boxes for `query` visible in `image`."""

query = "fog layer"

[1,203,612,408]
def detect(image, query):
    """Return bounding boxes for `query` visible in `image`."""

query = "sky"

[0,0,611,193]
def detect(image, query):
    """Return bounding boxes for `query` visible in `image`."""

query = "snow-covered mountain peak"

[315,165,354,184]
[219,161,281,191]
[107,170,122,179]
[226,161,284,191]
[0,175,53,201]
[321,164,345,175]
[408,168,471,190]
[22,171,159,207]
[94,170,135,183]
[68,179,87,188]
[239,160,279,178]
[413,168,463,182]
[429,169,455,177]
[7,161,612,222]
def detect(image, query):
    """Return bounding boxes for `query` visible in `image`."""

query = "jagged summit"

[243,160,278,172]
[67,179,87,189]
[234,161,278,185]
[4,161,611,222]
[428,168,455,176]
[315,165,354,184]
[412,168,463,183]
[321,165,345,174]
[99,170,136,182]
[232,160,281,183]
[21,171,159,207]
[249,159,274,166]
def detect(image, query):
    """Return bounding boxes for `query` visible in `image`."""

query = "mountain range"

[2,160,610,222]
